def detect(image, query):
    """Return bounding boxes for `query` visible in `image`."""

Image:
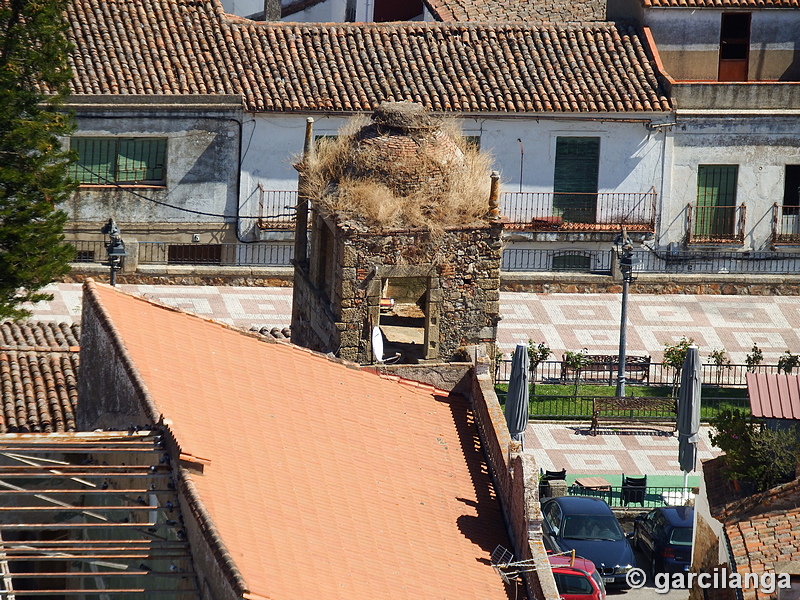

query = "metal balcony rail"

[501,248,614,272]
[500,190,656,231]
[257,188,302,230]
[137,242,294,266]
[773,203,800,244]
[634,249,800,274]
[500,247,800,274]
[687,203,745,244]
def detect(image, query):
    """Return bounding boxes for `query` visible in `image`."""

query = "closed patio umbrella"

[677,345,702,494]
[506,343,530,448]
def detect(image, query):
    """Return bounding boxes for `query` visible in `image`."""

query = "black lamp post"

[614,231,638,398]
[101,218,127,287]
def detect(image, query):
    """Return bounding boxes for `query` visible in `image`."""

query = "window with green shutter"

[695,165,738,237]
[70,138,166,185]
[553,137,600,223]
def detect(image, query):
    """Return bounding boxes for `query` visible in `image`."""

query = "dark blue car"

[632,506,694,574]
[541,496,636,586]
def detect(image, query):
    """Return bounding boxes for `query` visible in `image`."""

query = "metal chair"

[621,474,647,506]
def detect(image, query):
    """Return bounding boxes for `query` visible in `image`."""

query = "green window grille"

[70,138,166,185]
[553,137,600,223]
[695,165,738,238]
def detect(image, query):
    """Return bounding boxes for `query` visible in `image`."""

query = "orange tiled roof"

[0,322,79,433]
[85,282,514,599]
[643,0,799,6]
[704,458,800,600]
[66,0,671,113]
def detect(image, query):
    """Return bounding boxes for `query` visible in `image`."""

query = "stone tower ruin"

[291,101,503,364]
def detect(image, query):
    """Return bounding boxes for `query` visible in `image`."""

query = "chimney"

[263,0,280,20]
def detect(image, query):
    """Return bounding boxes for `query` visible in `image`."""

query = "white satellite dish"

[371,326,384,363]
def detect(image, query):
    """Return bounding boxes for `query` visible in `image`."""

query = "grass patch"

[495,383,749,420]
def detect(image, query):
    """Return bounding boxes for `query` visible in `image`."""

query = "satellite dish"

[371,326,384,363]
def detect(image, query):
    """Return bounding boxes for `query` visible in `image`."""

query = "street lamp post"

[101,218,127,287]
[615,232,637,398]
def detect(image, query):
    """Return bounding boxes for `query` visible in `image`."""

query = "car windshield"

[669,527,693,546]
[562,515,624,541]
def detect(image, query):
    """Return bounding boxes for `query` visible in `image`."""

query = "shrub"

[709,409,797,492]
[778,351,800,374]
[745,344,763,373]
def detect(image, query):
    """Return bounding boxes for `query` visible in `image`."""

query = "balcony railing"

[773,203,800,244]
[687,203,745,244]
[257,188,301,230]
[500,190,657,232]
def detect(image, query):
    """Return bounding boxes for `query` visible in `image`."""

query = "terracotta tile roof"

[704,458,800,600]
[746,373,800,420]
[65,0,671,113]
[0,322,80,433]
[643,0,798,7]
[84,281,514,600]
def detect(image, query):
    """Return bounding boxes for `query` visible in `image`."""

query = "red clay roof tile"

[0,322,79,433]
[65,0,671,113]
[87,282,514,599]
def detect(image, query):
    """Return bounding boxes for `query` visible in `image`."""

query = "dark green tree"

[0,0,76,320]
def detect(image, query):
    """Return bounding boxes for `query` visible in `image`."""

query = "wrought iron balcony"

[773,204,800,244]
[500,190,657,232]
[257,188,301,230]
[687,203,745,244]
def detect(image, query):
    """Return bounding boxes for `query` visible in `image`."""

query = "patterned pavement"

[26,282,740,478]
[28,283,800,364]
[525,422,719,478]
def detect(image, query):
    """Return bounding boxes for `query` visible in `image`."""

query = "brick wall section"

[295,222,503,363]
[470,361,561,600]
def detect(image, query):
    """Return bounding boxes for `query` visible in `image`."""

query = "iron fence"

[564,485,695,509]
[493,391,749,420]
[502,249,613,273]
[137,242,293,266]
[495,359,781,387]
[68,240,106,263]
[500,191,656,231]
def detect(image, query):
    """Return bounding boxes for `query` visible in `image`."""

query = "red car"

[549,553,607,600]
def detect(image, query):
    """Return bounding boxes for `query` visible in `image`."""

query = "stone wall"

[321,222,503,364]
[66,264,800,296]
[77,282,159,430]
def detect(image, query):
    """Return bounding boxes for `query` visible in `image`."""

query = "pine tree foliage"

[0,0,76,320]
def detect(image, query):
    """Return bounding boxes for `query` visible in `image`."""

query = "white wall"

[238,112,668,239]
[660,115,800,250]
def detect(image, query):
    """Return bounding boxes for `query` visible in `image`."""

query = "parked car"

[541,496,635,586]
[549,553,607,600]
[633,506,694,574]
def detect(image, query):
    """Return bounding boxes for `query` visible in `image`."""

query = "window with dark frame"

[70,138,167,185]
[783,165,800,216]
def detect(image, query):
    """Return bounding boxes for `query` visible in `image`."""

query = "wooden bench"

[590,396,677,435]
[561,354,651,385]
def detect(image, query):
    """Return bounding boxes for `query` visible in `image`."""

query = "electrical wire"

[75,163,235,219]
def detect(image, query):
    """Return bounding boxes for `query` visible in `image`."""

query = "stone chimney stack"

[263,0,280,20]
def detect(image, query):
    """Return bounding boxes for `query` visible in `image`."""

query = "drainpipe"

[293,117,314,271]
[488,171,500,219]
